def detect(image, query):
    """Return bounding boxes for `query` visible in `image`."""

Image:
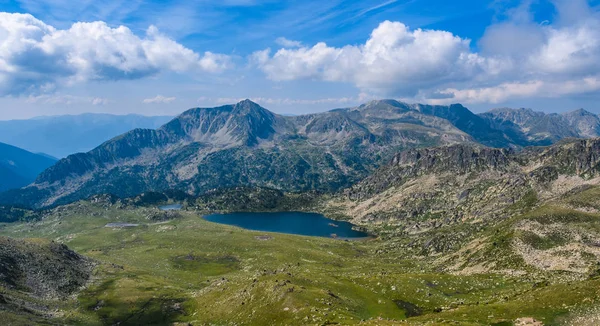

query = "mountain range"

[1,99,599,209]
[0,142,57,193]
[0,113,173,158]
[480,107,600,145]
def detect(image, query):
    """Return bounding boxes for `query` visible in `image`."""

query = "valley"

[0,185,599,325]
[1,101,600,325]
[3,0,600,324]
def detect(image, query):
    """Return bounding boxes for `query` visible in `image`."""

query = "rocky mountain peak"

[159,100,280,147]
[559,109,600,138]
[563,108,593,117]
[356,99,411,113]
[233,99,265,111]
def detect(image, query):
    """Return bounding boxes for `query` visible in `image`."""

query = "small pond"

[203,212,369,239]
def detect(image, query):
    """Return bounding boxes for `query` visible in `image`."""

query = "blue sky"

[1,0,600,119]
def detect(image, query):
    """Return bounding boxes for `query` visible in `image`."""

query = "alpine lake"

[203,211,369,239]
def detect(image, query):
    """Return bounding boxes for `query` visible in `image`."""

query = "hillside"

[0,114,173,158]
[0,142,57,192]
[328,138,600,226]
[321,138,600,277]
[0,237,94,324]
[0,138,600,324]
[1,183,600,325]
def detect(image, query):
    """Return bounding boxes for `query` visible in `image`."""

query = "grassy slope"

[1,202,599,325]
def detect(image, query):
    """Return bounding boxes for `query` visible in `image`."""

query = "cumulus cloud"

[252,1,600,104]
[143,95,176,104]
[252,21,491,97]
[0,12,231,96]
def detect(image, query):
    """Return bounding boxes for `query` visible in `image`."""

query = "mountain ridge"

[3,100,599,209]
[479,107,600,145]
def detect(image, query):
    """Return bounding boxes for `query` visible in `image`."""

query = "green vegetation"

[1,200,599,325]
[518,231,569,250]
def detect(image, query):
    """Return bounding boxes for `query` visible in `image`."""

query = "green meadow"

[1,201,599,325]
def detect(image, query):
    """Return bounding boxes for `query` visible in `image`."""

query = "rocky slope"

[0,236,94,324]
[322,138,600,277]
[329,138,600,226]
[0,237,93,298]
[2,100,599,209]
[0,142,57,192]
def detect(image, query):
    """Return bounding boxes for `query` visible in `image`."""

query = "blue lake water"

[159,204,182,211]
[203,212,369,238]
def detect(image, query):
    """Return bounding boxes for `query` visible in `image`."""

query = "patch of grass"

[170,254,240,275]
[509,189,538,212]
[518,231,570,250]
[563,186,600,211]
[524,205,599,224]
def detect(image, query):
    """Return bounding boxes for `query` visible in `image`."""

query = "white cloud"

[253,21,488,97]
[275,37,303,48]
[0,12,231,96]
[142,95,176,104]
[253,1,600,104]
[433,78,600,105]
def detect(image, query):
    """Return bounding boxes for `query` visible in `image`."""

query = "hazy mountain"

[2,100,599,209]
[479,108,600,145]
[0,142,57,192]
[0,113,173,158]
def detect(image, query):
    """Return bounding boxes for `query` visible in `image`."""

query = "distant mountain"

[2,100,599,209]
[0,142,57,192]
[0,113,173,158]
[479,108,600,145]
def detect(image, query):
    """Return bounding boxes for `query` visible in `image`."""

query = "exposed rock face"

[391,145,512,174]
[561,109,600,138]
[344,145,514,200]
[531,138,600,177]
[160,99,284,146]
[0,237,94,299]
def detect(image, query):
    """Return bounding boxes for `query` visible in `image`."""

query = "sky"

[1,0,600,119]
